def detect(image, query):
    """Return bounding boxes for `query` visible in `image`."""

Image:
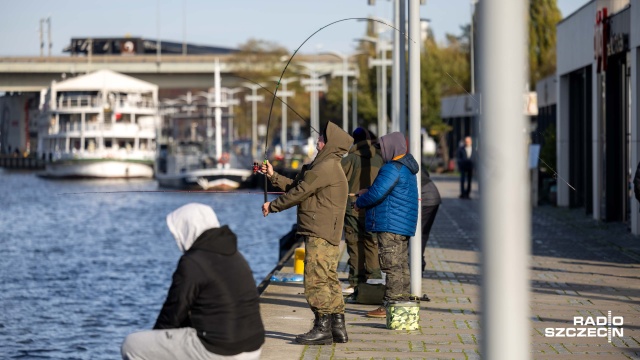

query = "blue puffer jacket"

[355,153,419,236]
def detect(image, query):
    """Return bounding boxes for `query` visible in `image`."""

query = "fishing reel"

[253,160,268,174]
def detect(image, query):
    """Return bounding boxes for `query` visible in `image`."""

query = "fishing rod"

[261,17,416,204]
[229,74,318,135]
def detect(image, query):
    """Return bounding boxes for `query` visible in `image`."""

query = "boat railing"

[56,149,156,161]
[57,95,102,110]
[113,96,156,110]
[50,122,147,135]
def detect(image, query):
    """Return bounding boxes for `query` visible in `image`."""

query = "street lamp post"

[322,51,361,133]
[270,77,298,154]
[351,78,358,131]
[470,0,478,94]
[243,83,265,159]
[298,63,328,136]
[356,36,392,136]
[224,87,242,147]
[213,59,223,164]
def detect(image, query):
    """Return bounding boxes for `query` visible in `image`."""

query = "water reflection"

[0,170,295,359]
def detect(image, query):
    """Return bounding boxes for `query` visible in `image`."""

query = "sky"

[0,0,589,57]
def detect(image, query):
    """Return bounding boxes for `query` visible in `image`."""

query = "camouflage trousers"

[304,236,345,314]
[377,232,410,301]
[344,215,382,287]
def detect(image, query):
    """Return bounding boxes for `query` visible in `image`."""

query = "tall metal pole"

[252,87,258,159]
[243,83,264,160]
[376,58,382,136]
[314,72,321,133]
[380,45,388,136]
[47,17,52,57]
[362,37,391,137]
[480,0,530,358]
[311,71,318,134]
[408,0,422,298]
[214,59,222,163]
[325,51,358,133]
[392,0,400,133]
[226,88,242,147]
[156,0,161,65]
[470,0,476,94]
[39,19,44,57]
[182,0,187,56]
[399,0,407,134]
[352,78,358,131]
[342,56,349,132]
[273,77,297,154]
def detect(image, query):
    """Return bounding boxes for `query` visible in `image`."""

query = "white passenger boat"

[36,69,158,178]
[155,60,254,191]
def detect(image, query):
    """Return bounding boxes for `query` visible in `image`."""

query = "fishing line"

[264,17,416,159]
[261,17,416,203]
[439,64,575,191]
[58,190,285,195]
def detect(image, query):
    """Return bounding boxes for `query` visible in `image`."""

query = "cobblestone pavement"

[260,175,640,360]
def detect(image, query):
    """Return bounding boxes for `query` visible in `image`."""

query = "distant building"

[63,37,239,56]
[0,93,41,156]
[555,0,640,234]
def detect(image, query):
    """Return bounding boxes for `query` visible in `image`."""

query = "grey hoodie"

[377,132,420,175]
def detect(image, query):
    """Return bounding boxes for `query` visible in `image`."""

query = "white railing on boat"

[49,122,156,135]
[55,95,156,111]
[57,95,102,109]
[54,149,155,161]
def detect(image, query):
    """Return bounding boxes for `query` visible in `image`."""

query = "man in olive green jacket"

[341,128,384,291]
[262,121,353,345]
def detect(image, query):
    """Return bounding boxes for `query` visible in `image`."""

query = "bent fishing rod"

[260,17,415,203]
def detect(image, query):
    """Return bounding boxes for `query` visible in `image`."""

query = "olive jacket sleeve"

[269,164,329,213]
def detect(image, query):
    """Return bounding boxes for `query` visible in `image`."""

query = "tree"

[529,0,562,89]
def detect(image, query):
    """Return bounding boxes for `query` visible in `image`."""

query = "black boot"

[331,313,348,343]
[295,313,333,345]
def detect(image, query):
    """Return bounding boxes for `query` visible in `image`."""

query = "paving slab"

[259,175,640,359]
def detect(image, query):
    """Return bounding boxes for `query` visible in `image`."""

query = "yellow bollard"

[294,247,305,274]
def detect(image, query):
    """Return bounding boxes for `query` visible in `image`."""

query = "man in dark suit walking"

[456,136,475,199]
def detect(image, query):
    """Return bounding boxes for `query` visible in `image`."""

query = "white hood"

[166,203,220,253]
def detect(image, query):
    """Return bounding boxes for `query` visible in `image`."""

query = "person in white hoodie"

[121,203,264,360]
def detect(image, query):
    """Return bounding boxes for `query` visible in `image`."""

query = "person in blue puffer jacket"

[354,131,419,318]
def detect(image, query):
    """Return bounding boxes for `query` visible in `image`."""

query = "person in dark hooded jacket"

[121,203,264,360]
[341,127,384,293]
[354,132,419,319]
[261,122,353,345]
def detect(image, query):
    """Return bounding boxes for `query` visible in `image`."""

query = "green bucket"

[386,300,420,330]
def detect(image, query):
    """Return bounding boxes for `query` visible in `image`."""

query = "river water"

[0,169,296,359]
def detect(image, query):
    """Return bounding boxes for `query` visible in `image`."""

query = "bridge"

[0,54,350,92]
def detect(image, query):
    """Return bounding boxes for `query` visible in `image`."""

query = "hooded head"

[166,203,220,253]
[375,132,407,162]
[313,121,353,164]
[352,127,370,144]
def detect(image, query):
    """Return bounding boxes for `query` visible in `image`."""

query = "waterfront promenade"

[258,175,640,359]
